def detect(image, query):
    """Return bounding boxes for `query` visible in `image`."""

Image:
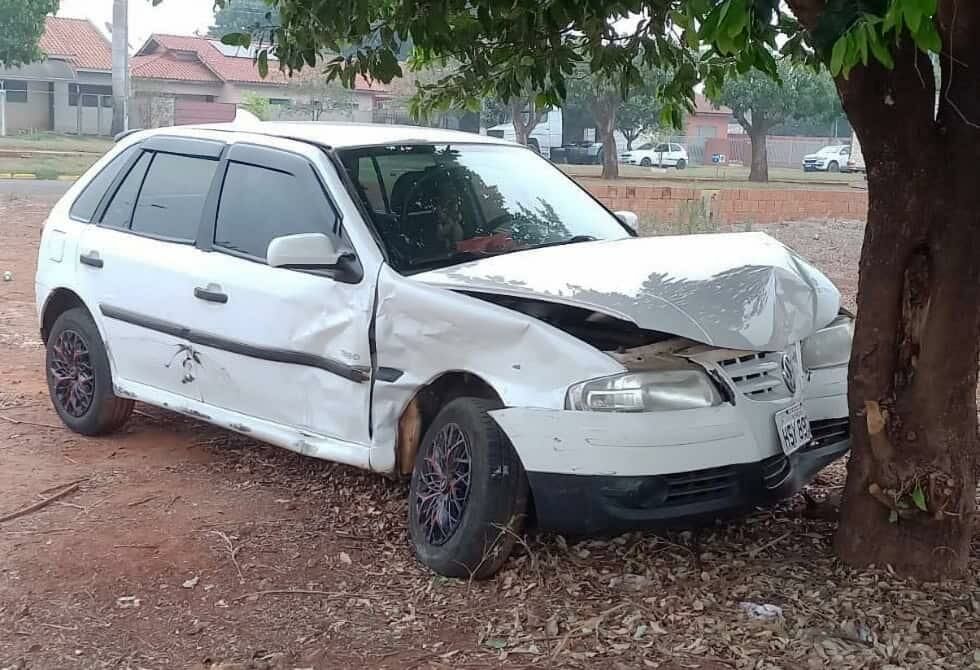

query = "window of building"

[268,98,291,106]
[0,79,28,103]
[214,161,337,260]
[69,83,113,108]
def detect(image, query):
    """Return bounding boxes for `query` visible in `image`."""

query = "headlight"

[801,315,854,370]
[566,368,724,412]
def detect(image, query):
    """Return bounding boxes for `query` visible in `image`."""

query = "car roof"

[135,121,517,150]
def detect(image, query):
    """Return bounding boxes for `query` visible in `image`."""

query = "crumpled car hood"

[414,232,840,352]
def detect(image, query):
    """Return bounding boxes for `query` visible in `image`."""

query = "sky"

[57,0,215,49]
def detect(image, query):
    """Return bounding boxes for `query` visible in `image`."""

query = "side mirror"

[614,210,639,235]
[267,233,346,268]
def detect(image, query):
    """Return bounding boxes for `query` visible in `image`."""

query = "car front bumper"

[524,433,849,533]
[489,372,849,534]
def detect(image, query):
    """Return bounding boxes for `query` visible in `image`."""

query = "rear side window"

[101,152,152,229]
[130,153,218,241]
[213,161,338,260]
[69,145,137,222]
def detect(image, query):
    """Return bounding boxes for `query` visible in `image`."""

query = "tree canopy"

[208,0,277,39]
[0,0,58,68]
[710,60,839,180]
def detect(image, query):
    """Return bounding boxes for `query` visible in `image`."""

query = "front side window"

[130,153,218,241]
[214,161,338,260]
[340,144,630,273]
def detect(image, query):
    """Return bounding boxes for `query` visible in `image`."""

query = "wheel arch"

[394,370,503,478]
[40,287,91,344]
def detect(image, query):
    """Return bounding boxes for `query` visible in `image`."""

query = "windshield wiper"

[525,234,599,251]
[405,249,510,273]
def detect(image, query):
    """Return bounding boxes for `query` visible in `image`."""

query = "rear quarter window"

[69,145,137,222]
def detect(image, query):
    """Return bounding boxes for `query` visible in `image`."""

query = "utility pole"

[111,0,129,135]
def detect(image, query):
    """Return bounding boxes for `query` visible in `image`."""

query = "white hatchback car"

[36,123,852,578]
[619,142,689,169]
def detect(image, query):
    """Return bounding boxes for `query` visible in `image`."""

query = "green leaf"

[857,25,869,66]
[257,50,269,78]
[903,0,923,33]
[830,35,847,75]
[867,26,896,68]
[913,19,942,53]
[221,32,251,48]
[723,0,749,38]
[911,485,928,512]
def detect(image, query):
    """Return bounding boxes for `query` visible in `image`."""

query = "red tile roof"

[131,52,220,83]
[694,94,732,116]
[40,17,112,71]
[135,34,386,92]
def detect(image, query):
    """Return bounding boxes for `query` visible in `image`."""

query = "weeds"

[640,198,718,236]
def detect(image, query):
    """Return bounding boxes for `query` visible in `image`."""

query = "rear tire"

[45,307,133,436]
[408,397,529,579]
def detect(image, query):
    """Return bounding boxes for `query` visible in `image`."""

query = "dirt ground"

[1,191,977,670]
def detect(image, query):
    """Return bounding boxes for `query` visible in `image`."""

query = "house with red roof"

[0,17,388,136]
[0,17,115,135]
[131,34,388,126]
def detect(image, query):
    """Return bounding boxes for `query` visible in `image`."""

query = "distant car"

[620,142,688,169]
[802,145,850,173]
[562,141,605,165]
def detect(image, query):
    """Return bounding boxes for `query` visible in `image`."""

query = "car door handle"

[194,286,228,304]
[79,252,103,268]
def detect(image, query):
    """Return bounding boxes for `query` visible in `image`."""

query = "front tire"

[676,158,687,170]
[46,307,133,436]
[408,397,529,579]
[828,161,839,172]
[640,157,652,167]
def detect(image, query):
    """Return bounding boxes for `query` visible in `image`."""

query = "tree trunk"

[825,29,980,579]
[510,97,546,150]
[110,0,128,136]
[748,129,768,182]
[593,94,619,180]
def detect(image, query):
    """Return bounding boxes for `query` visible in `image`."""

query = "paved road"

[0,179,72,197]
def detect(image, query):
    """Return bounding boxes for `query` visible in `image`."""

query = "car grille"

[663,466,739,506]
[803,159,818,166]
[717,352,792,400]
[808,418,850,448]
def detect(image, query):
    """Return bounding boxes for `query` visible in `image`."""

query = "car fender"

[368,264,624,472]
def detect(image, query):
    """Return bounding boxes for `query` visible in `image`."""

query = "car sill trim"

[99,304,368,383]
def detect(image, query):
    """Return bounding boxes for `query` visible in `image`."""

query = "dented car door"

[180,141,377,449]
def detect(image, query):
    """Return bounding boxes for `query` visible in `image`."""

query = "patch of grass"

[0,154,99,178]
[0,132,113,154]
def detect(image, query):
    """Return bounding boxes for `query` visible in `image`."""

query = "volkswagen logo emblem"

[781,352,797,394]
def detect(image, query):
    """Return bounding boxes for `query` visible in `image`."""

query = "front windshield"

[817,146,841,156]
[339,143,631,273]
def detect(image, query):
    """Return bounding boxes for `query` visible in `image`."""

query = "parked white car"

[619,142,689,169]
[802,145,850,172]
[36,123,851,579]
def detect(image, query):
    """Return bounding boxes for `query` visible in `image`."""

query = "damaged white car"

[35,123,852,578]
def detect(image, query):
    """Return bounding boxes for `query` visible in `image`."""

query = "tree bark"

[748,129,768,182]
[510,97,546,150]
[786,0,980,579]
[593,93,619,180]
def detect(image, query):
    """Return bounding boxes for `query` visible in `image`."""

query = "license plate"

[775,403,812,455]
